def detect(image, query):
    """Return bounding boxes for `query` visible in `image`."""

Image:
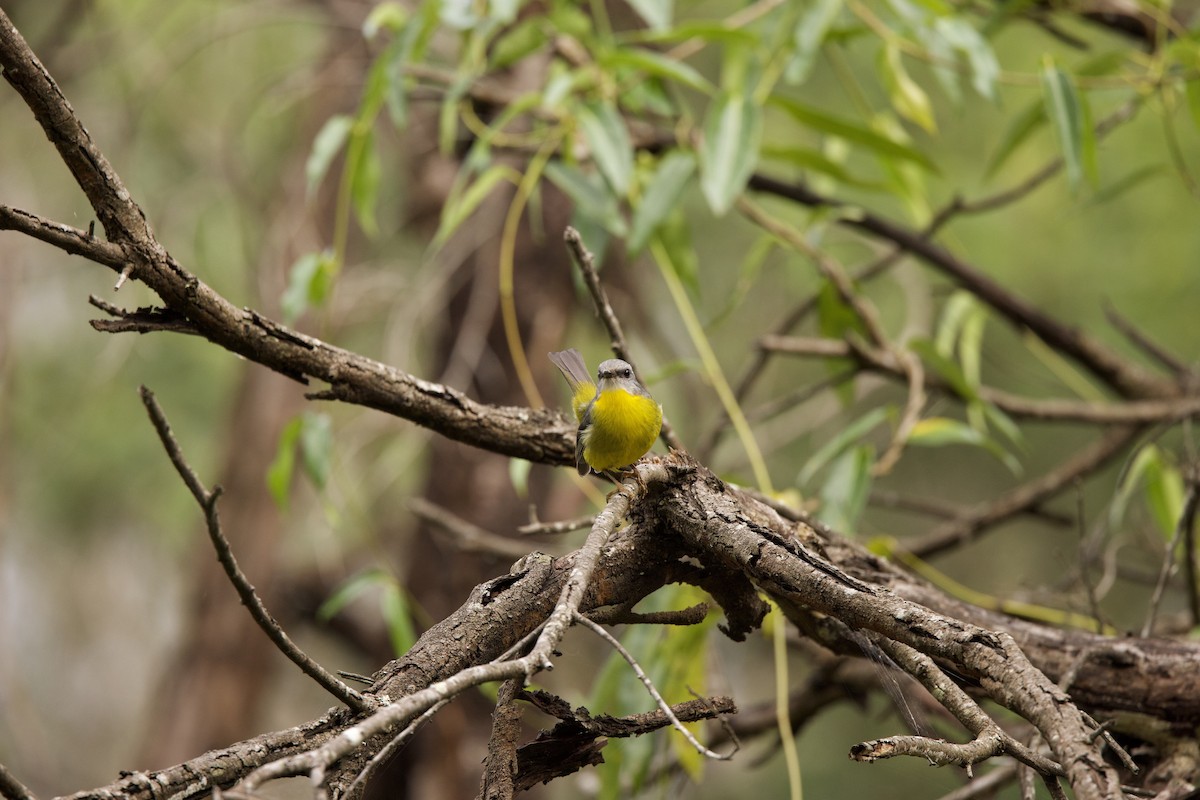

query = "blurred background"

[1,1,1197,798]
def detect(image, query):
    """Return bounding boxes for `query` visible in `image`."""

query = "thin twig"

[0,762,37,800]
[571,612,733,761]
[411,497,548,559]
[138,385,372,714]
[762,334,1200,424]
[562,226,684,453]
[236,471,652,791]
[1104,301,1190,378]
[736,198,925,475]
[517,514,594,535]
[344,698,451,800]
[746,169,1173,402]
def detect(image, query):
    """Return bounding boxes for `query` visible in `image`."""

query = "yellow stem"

[650,239,774,494]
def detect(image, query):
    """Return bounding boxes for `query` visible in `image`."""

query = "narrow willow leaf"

[306,115,353,197]
[601,47,714,94]
[799,406,890,487]
[699,90,762,215]
[1041,58,1085,191]
[934,290,977,358]
[434,163,520,247]
[910,338,979,402]
[362,2,407,38]
[281,249,338,323]
[881,43,936,133]
[771,96,936,171]
[266,418,303,510]
[299,412,333,490]
[544,161,628,236]
[351,130,382,237]
[1143,450,1185,540]
[908,417,1022,475]
[625,0,673,32]
[623,21,760,47]
[628,151,696,254]
[934,17,999,100]
[576,100,635,194]
[761,145,884,190]
[381,582,418,656]
[786,0,843,84]
[318,567,389,622]
[819,444,874,531]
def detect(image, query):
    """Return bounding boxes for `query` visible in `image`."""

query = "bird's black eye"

[623,368,632,378]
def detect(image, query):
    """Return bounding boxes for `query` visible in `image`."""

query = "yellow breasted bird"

[549,348,663,476]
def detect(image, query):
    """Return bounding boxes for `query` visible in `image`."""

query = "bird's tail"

[548,348,591,391]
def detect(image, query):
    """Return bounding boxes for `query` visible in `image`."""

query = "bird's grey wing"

[575,402,593,476]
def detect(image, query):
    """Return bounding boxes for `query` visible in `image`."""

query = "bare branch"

[761,334,1200,424]
[477,679,525,800]
[138,386,372,714]
[746,174,1175,401]
[0,205,125,270]
[411,497,549,559]
[0,762,37,800]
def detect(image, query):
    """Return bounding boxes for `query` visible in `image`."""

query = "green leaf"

[318,567,389,622]
[908,417,1022,475]
[1144,449,1185,539]
[818,444,874,531]
[625,0,673,31]
[910,338,979,402]
[628,151,696,254]
[362,2,407,38]
[434,163,521,247]
[490,18,549,70]
[351,130,382,237]
[306,115,353,198]
[576,100,635,194]
[934,290,976,358]
[1041,58,1088,191]
[786,0,843,84]
[299,412,333,490]
[881,43,936,133]
[381,581,418,656]
[760,145,884,190]
[934,17,999,100]
[600,47,715,94]
[508,458,531,498]
[771,97,936,171]
[799,406,891,487]
[266,418,303,510]
[698,90,762,214]
[544,161,629,237]
[281,250,338,323]
[622,21,760,48]
[1111,445,1184,539]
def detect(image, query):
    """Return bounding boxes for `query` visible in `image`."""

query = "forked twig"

[138,386,371,714]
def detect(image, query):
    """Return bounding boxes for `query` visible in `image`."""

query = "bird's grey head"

[596,359,649,396]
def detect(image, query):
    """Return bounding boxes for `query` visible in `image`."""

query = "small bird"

[549,348,663,477]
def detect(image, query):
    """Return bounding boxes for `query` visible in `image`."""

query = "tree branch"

[138,386,372,714]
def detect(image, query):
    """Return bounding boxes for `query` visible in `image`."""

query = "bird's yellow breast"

[581,388,663,471]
